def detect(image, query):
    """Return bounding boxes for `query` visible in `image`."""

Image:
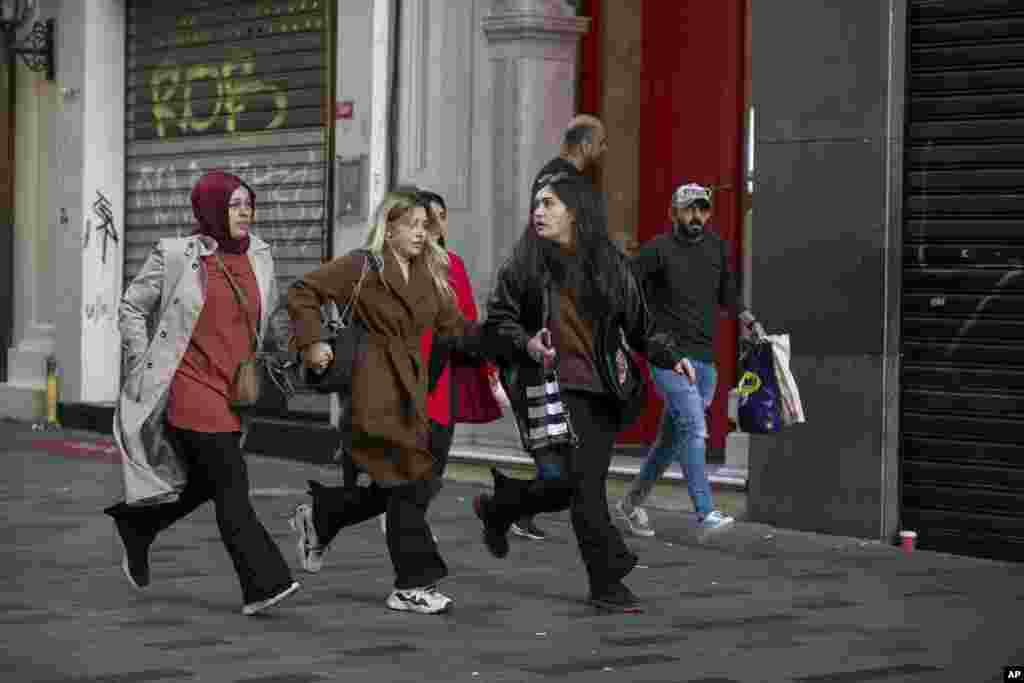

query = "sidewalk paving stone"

[1,420,1021,682]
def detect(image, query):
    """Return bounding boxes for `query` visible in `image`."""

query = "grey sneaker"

[289,504,325,573]
[510,517,547,540]
[386,585,453,614]
[698,510,735,533]
[615,500,655,537]
[242,581,300,616]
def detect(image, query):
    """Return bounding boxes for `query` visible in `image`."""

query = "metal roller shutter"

[902,0,1024,562]
[125,0,330,291]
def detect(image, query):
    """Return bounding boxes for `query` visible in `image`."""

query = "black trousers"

[308,475,446,590]
[314,396,454,590]
[106,426,293,604]
[487,391,637,589]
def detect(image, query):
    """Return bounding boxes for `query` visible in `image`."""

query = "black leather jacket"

[483,254,678,441]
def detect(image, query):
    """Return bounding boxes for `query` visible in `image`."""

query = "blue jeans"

[625,361,718,517]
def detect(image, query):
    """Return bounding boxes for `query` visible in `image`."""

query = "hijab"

[190,170,255,255]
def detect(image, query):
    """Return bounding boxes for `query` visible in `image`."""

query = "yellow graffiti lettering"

[266,83,289,129]
[150,63,182,138]
[150,52,289,138]
[183,64,222,132]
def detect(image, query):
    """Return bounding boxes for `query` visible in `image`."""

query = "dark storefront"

[61,0,340,449]
[900,0,1024,562]
[124,0,332,290]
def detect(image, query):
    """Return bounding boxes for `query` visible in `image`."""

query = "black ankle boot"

[588,580,643,612]
[105,509,153,590]
[472,494,510,559]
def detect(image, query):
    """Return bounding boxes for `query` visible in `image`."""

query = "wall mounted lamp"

[1,0,55,81]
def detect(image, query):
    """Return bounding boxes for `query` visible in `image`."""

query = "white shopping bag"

[766,333,806,426]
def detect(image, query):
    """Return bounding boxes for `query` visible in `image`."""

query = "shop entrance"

[582,0,751,456]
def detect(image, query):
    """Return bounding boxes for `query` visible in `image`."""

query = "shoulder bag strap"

[336,251,372,327]
[214,252,259,353]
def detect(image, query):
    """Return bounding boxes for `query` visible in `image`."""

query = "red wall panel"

[619,0,748,451]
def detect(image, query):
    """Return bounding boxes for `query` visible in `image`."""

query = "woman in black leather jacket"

[475,171,676,611]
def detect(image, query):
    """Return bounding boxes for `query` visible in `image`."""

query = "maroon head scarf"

[190,170,255,255]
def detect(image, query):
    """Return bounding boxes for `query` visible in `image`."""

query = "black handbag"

[303,250,380,395]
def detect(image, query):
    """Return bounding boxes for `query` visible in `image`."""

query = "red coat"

[422,251,501,426]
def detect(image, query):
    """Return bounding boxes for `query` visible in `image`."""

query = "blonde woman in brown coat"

[286,190,484,614]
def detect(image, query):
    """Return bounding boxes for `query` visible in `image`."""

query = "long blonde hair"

[365,190,452,301]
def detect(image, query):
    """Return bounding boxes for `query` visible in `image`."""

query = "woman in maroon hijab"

[104,170,299,616]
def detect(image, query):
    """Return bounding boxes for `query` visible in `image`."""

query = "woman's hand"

[302,341,334,374]
[526,328,557,369]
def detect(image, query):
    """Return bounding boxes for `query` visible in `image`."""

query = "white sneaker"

[242,581,300,616]
[615,500,655,537]
[289,504,325,573]
[698,510,735,533]
[386,585,453,614]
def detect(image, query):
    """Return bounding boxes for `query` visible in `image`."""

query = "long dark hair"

[510,175,625,322]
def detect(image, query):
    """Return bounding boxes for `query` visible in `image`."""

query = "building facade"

[2,0,1022,562]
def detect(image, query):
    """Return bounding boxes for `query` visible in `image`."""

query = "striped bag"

[520,367,578,451]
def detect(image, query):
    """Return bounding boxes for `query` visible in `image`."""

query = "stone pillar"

[482,0,589,265]
[456,1,587,453]
[51,0,125,405]
[7,58,56,392]
[1,3,61,417]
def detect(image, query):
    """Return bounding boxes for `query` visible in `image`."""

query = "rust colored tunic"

[167,253,260,433]
[288,249,471,484]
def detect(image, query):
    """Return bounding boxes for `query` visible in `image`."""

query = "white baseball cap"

[672,183,712,209]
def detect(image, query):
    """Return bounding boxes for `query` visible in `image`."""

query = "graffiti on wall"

[130,154,325,251]
[149,52,288,138]
[85,191,119,264]
[83,293,115,325]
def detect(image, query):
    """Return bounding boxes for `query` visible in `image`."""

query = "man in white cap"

[615,183,764,537]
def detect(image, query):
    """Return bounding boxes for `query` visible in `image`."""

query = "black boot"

[473,468,573,559]
[588,580,643,613]
[472,493,507,558]
[104,504,153,590]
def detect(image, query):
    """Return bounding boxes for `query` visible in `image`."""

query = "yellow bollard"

[45,355,61,428]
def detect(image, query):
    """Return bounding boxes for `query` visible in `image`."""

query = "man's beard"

[675,219,705,239]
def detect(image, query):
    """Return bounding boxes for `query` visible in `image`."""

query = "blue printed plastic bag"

[737,340,782,434]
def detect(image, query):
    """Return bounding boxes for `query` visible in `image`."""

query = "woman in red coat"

[418,190,502,482]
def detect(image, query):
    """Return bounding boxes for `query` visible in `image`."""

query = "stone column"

[457,1,587,453]
[482,0,589,266]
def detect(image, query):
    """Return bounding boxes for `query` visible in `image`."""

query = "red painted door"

[618,0,748,453]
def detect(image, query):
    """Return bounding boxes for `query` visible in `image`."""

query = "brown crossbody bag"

[214,253,293,410]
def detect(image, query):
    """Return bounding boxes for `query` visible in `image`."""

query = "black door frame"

[0,53,16,384]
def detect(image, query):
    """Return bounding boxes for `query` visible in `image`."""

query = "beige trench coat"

[113,234,279,506]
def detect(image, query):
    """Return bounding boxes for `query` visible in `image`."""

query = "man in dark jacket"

[530,115,608,203]
[615,183,764,537]
[513,115,609,542]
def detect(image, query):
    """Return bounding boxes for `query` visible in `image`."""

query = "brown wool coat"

[288,248,469,484]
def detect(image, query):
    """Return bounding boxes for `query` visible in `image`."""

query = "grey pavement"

[1,418,1022,683]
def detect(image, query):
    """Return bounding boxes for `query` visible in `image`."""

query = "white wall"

[79,0,125,402]
[393,0,495,303]
[50,0,125,404]
[333,0,375,259]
